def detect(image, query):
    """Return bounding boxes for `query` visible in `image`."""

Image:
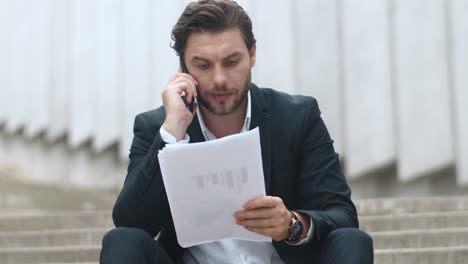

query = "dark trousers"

[100,227,373,264]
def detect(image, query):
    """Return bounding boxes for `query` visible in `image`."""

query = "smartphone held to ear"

[184,97,195,113]
[180,56,195,113]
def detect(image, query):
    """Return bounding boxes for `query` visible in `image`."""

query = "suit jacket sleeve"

[112,113,170,237]
[296,98,359,240]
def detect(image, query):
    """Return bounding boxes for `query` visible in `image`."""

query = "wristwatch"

[285,211,303,242]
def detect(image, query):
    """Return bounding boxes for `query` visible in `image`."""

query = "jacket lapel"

[249,84,272,194]
[187,114,205,143]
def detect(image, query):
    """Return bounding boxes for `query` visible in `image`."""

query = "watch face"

[292,221,304,240]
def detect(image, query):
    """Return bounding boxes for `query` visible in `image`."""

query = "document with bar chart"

[158,128,270,247]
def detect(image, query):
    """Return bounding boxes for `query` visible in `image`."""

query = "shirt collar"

[196,91,251,141]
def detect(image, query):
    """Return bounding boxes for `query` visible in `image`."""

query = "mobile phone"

[180,56,195,113]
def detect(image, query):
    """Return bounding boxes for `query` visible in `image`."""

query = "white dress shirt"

[159,91,313,263]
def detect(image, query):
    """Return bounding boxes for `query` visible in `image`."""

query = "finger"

[172,75,196,87]
[244,196,281,210]
[172,80,196,99]
[186,87,195,105]
[173,73,198,89]
[237,218,275,228]
[172,77,197,101]
[235,208,273,220]
[172,82,192,95]
[180,73,199,87]
[186,93,192,105]
[170,73,198,91]
[168,69,182,83]
[189,79,199,102]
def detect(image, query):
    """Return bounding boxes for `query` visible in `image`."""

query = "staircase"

[1,172,468,263]
[0,168,114,264]
[358,196,468,263]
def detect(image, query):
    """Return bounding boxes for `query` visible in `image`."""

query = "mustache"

[214,85,229,92]
[197,85,231,92]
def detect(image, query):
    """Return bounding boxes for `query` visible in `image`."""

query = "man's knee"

[101,227,157,264]
[321,228,373,264]
[328,228,373,247]
[102,227,153,248]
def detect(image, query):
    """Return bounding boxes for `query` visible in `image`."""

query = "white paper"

[158,127,270,248]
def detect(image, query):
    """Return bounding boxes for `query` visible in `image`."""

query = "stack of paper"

[158,127,270,248]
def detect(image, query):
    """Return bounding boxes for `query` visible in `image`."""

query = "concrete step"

[375,245,468,264]
[4,225,468,251]
[360,211,468,232]
[0,174,467,264]
[0,211,113,232]
[4,208,467,233]
[355,196,468,216]
[2,240,468,264]
[0,168,117,212]
[0,228,108,248]
[371,227,468,249]
[7,226,467,250]
[0,245,100,264]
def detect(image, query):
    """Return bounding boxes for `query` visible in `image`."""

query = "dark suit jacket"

[112,84,358,263]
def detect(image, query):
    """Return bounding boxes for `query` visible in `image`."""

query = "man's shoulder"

[134,105,166,128]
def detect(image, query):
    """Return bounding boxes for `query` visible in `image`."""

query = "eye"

[197,63,210,70]
[225,59,238,66]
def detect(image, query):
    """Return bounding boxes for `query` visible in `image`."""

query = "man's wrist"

[160,126,190,144]
[284,211,302,243]
[284,211,311,244]
[162,119,188,142]
[294,212,311,240]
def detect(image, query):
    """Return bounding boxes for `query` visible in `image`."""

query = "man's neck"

[199,99,247,139]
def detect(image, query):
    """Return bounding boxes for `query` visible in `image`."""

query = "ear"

[249,43,257,68]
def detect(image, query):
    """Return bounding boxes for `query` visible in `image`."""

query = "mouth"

[211,92,233,101]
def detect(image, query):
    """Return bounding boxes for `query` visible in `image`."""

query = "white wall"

[0,0,467,189]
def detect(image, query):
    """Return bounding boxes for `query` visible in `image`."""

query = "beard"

[197,70,251,116]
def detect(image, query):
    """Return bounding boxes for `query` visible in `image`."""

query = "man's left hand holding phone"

[161,56,198,142]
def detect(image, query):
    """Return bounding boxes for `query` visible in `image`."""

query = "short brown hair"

[171,0,256,56]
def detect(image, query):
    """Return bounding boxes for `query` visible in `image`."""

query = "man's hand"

[162,68,198,141]
[234,196,291,241]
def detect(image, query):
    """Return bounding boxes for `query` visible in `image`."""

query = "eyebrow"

[191,51,243,62]
[223,51,242,60]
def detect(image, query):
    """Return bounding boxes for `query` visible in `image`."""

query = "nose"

[212,65,228,88]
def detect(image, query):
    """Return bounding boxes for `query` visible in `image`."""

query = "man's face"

[184,27,256,115]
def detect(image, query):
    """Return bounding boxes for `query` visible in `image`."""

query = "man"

[100,0,373,263]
